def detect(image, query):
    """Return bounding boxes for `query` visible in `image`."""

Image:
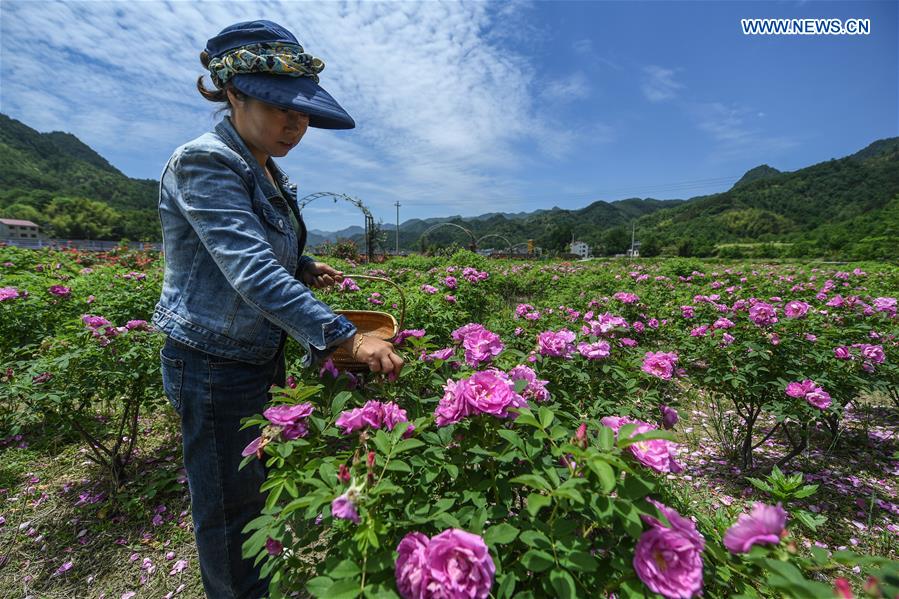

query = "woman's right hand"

[340,334,404,376]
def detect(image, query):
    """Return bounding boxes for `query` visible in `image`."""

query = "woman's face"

[227,89,310,166]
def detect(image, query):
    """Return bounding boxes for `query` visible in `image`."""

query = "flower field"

[0,244,897,598]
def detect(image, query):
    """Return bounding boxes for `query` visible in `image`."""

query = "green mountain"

[0,113,158,240]
[633,137,899,259]
[1,111,896,259]
[356,197,682,255]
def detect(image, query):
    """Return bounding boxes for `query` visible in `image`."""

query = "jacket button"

[278,219,284,229]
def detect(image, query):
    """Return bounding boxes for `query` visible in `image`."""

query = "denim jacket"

[151,115,357,368]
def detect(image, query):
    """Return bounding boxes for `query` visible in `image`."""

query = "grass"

[673,392,898,589]
[1,387,896,597]
[0,408,203,598]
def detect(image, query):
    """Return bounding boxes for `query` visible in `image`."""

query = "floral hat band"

[207,41,325,89]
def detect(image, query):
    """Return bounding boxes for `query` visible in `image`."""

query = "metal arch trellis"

[298,192,376,262]
[417,222,478,253]
[475,234,514,256]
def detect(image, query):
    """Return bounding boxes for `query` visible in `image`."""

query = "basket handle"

[341,274,406,333]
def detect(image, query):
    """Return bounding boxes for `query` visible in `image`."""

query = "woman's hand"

[301,261,344,289]
[340,333,404,376]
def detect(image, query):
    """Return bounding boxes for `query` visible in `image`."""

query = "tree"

[1,202,42,224]
[45,196,118,240]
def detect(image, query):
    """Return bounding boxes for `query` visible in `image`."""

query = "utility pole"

[394,201,401,255]
[630,222,636,256]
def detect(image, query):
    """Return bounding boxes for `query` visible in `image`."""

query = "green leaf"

[484,523,520,545]
[497,429,524,450]
[307,576,334,598]
[512,408,542,429]
[496,573,517,599]
[794,510,827,532]
[617,423,638,443]
[745,476,773,494]
[563,550,598,572]
[511,474,552,491]
[621,472,655,500]
[324,579,363,599]
[549,570,577,599]
[331,391,352,416]
[538,406,554,429]
[809,546,829,566]
[363,583,401,599]
[615,501,643,538]
[552,486,585,504]
[587,457,616,493]
[393,438,425,455]
[520,549,554,572]
[618,429,676,448]
[371,480,402,496]
[372,430,391,455]
[597,426,614,450]
[526,493,552,517]
[328,559,361,579]
[519,530,552,549]
[385,460,412,473]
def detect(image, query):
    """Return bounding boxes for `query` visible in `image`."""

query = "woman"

[153,20,403,598]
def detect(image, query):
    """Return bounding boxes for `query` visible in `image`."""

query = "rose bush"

[2,246,898,597]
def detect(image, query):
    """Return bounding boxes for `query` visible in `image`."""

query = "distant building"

[569,240,590,258]
[626,241,641,258]
[0,218,40,240]
[512,244,542,256]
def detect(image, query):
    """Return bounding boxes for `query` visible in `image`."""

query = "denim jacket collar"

[214,115,298,206]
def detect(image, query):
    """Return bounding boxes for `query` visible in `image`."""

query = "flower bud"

[338,464,351,485]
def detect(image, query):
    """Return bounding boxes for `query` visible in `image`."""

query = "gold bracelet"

[351,334,366,360]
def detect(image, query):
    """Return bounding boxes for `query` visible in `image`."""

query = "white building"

[0,218,40,240]
[569,240,590,258]
[626,241,641,258]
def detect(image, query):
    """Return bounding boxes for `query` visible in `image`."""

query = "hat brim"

[231,73,355,130]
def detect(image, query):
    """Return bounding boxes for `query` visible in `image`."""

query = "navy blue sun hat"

[205,20,355,130]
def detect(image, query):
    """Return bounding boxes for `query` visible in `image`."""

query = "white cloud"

[641,65,684,102]
[0,0,586,229]
[539,72,591,103]
[687,101,799,162]
[572,39,593,55]
[571,39,622,71]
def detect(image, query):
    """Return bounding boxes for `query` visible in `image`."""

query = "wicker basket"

[329,274,406,371]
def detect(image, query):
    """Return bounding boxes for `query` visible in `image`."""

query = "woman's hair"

[197,50,250,117]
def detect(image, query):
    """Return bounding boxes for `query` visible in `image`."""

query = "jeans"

[160,332,287,599]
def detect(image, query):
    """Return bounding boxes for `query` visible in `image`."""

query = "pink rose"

[425,529,495,599]
[537,329,576,358]
[642,351,678,380]
[466,370,527,419]
[634,499,705,598]
[577,340,611,360]
[435,378,471,426]
[508,365,550,402]
[724,502,787,554]
[331,493,360,524]
[461,328,504,368]
[396,532,430,599]
[783,301,810,319]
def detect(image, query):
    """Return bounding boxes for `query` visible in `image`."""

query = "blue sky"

[1,0,896,232]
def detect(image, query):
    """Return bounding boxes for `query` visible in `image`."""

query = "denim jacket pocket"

[160,348,185,413]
